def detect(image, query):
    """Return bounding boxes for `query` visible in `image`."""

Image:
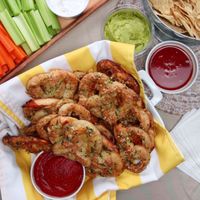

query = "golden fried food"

[125,107,153,132]
[23,98,60,122]
[86,137,123,177]
[114,124,151,173]
[150,0,200,39]
[114,124,152,151]
[58,103,92,121]
[2,134,52,153]
[26,70,78,99]
[85,81,144,126]
[97,59,140,94]
[78,72,111,105]
[95,124,115,143]
[23,98,74,123]
[47,116,78,144]
[36,114,58,140]
[53,120,103,167]
[74,71,87,80]
[120,145,150,173]
[19,124,37,136]
[2,59,159,177]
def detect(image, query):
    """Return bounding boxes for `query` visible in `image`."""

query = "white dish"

[46,0,89,18]
[145,41,198,94]
[30,152,86,200]
[138,70,164,126]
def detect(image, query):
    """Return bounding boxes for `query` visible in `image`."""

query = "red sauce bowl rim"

[30,152,85,200]
[145,41,198,94]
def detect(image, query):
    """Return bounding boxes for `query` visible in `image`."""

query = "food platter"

[0,0,109,83]
[143,0,200,45]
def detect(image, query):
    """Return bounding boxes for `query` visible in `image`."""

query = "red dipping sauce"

[33,152,84,198]
[148,46,193,90]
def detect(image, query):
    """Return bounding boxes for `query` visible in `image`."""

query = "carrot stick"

[11,54,17,60]
[0,23,27,62]
[0,65,9,78]
[0,42,15,70]
[13,45,26,62]
[0,23,9,36]
[2,65,8,74]
[0,50,6,66]
[0,67,4,77]
[0,31,14,53]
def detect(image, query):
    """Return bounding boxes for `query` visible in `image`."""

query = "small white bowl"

[145,41,198,94]
[30,152,85,200]
[46,0,89,18]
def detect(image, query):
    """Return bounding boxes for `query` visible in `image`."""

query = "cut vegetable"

[0,24,26,66]
[0,1,6,12]
[0,31,14,53]
[35,0,61,31]
[16,0,22,11]
[21,0,35,11]
[0,10,25,45]
[29,10,52,43]
[0,50,6,66]
[13,13,40,52]
[23,12,44,45]
[21,42,32,55]
[47,26,57,36]
[0,42,15,70]
[0,22,9,35]
[1,0,13,16]
[6,0,20,16]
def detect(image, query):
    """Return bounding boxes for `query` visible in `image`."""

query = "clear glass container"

[101,3,155,57]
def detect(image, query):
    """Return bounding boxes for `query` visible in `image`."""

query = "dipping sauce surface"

[148,46,193,90]
[104,8,151,53]
[33,152,84,197]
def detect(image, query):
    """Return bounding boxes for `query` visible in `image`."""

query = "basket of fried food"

[2,59,157,177]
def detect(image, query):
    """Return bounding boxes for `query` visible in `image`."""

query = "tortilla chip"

[149,0,200,39]
[196,1,200,14]
[149,0,173,15]
[160,17,186,33]
[154,10,176,25]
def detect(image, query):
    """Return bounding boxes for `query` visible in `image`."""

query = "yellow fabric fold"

[16,66,45,200]
[154,122,184,173]
[15,150,43,200]
[18,65,44,86]
[65,46,96,72]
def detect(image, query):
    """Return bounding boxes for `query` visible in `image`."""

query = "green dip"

[104,9,151,53]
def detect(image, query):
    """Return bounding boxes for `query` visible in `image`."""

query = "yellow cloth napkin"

[0,40,184,200]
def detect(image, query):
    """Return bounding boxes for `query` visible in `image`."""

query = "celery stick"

[23,12,44,45]
[16,0,22,11]
[35,0,61,31]
[0,1,6,11]
[0,9,25,45]
[2,0,13,16]
[21,42,32,55]
[29,10,52,43]
[13,13,40,52]
[47,26,57,36]
[21,0,35,11]
[6,0,20,16]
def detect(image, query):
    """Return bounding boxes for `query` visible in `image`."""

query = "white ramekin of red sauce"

[145,41,198,94]
[31,152,85,200]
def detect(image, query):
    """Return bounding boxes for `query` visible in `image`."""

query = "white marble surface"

[2,0,200,199]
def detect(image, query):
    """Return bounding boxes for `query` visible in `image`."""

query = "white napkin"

[171,108,200,183]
